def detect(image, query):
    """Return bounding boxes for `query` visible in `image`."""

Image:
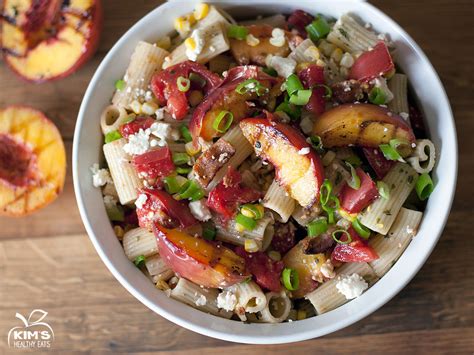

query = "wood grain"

[0,0,473,353]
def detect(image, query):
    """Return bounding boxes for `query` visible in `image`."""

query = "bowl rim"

[73,0,458,344]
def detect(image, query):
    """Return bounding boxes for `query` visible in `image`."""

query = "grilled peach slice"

[312,104,415,156]
[240,117,324,207]
[0,106,66,216]
[2,0,102,82]
[153,225,250,288]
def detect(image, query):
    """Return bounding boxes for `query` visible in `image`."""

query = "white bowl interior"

[73,0,457,344]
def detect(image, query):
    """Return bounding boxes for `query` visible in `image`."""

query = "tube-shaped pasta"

[216,213,274,251]
[289,38,318,64]
[100,105,130,135]
[291,203,322,227]
[163,6,230,68]
[145,254,174,281]
[112,41,169,108]
[231,280,267,314]
[167,142,186,153]
[103,138,143,205]
[369,208,423,277]
[206,125,254,191]
[258,291,292,323]
[305,262,378,315]
[263,179,296,223]
[170,278,233,319]
[407,139,436,174]
[359,162,418,235]
[326,14,380,53]
[123,227,158,260]
[387,74,409,115]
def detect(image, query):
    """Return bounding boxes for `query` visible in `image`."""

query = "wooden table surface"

[1,0,473,353]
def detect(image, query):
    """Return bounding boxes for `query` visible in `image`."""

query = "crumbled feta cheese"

[372,77,394,102]
[217,290,238,311]
[269,56,296,78]
[246,34,260,47]
[195,294,207,306]
[123,128,150,155]
[400,112,409,120]
[189,199,212,221]
[103,195,117,206]
[150,122,173,146]
[155,107,165,120]
[90,164,112,187]
[135,193,148,209]
[336,273,368,299]
[186,30,205,61]
[300,116,313,135]
[269,28,286,47]
[298,147,310,155]
[320,259,336,279]
[340,52,355,68]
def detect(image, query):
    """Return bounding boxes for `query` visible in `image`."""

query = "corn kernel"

[384,67,396,79]
[155,280,170,291]
[244,239,259,253]
[304,46,320,61]
[142,101,159,115]
[155,36,171,50]
[113,225,124,239]
[316,59,326,67]
[246,34,260,47]
[241,208,255,218]
[331,48,343,63]
[268,250,281,261]
[194,3,210,20]
[185,141,201,156]
[174,17,191,36]
[188,90,204,107]
[319,40,336,56]
[185,13,197,25]
[184,37,196,51]
[340,52,355,68]
[296,62,310,72]
[129,100,142,114]
[269,28,286,47]
[235,223,246,233]
[296,310,307,320]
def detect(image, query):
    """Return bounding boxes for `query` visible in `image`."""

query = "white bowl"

[73,0,457,344]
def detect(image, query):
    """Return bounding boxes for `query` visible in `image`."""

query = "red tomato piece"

[136,188,197,230]
[235,247,284,292]
[332,227,379,262]
[207,167,262,219]
[363,147,395,179]
[298,65,326,115]
[287,9,314,37]
[132,146,175,182]
[151,60,222,120]
[339,167,379,214]
[349,42,394,81]
[119,116,155,139]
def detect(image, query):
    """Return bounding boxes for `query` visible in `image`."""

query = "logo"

[7,310,54,349]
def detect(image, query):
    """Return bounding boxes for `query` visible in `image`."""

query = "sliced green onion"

[319,179,333,206]
[309,135,324,152]
[281,268,299,291]
[176,166,192,175]
[134,255,146,267]
[124,115,135,124]
[105,203,124,222]
[332,230,352,244]
[177,180,204,201]
[235,78,268,96]
[368,87,387,105]
[316,84,332,99]
[203,227,216,240]
[275,101,301,120]
[177,76,191,92]
[289,89,312,106]
[172,152,190,166]
[286,74,304,96]
[344,155,362,167]
[322,195,340,224]
[212,110,233,133]
[115,79,126,91]
[262,67,278,77]
[377,181,390,199]
[104,130,122,144]
[379,143,402,161]
[235,213,257,230]
[352,218,371,239]
[227,24,249,40]
[305,16,330,42]
[346,162,361,190]
[241,204,264,220]
[415,173,434,201]
[189,72,206,88]
[307,218,328,237]
[180,124,193,143]
[164,175,183,194]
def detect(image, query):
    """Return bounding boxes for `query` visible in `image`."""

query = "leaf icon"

[15,313,28,327]
[27,309,48,325]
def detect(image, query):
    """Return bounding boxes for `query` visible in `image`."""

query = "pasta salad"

[92,4,437,323]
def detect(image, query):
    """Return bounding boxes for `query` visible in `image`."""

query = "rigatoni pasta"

[123,227,158,260]
[263,179,296,223]
[387,73,409,114]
